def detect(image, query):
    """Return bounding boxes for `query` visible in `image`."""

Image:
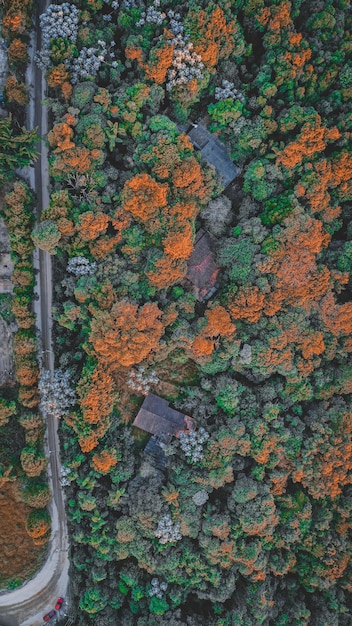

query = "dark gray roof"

[188,123,240,188]
[133,394,194,437]
[185,229,219,301]
[188,125,210,150]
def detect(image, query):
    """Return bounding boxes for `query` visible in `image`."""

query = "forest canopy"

[1,0,351,623]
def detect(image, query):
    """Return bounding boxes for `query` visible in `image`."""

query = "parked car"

[55,597,64,610]
[43,609,56,622]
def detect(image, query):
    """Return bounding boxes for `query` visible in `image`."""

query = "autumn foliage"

[172,157,206,199]
[143,43,174,84]
[121,173,168,222]
[147,255,188,289]
[163,222,194,260]
[193,305,236,358]
[25,509,51,545]
[78,366,116,425]
[293,412,352,499]
[7,38,28,63]
[92,449,118,474]
[48,122,75,153]
[2,10,27,36]
[90,301,164,368]
[321,293,352,337]
[4,75,28,105]
[229,286,266,324]
[23,0,352,619]
[276,116,340,169]
[189,6,239,68]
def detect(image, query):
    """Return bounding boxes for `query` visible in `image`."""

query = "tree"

[275,116,340,169]
[121,173,168,223]
[0,398,16,428]
[79,588,108,615]
[21,478,51,508]
[25,508,51,544]
[20,446,48,477]
[172,157,206,200]
[154,514,182,544]
[163,223,194,260]
[189,5,245,68]
[89,300,164,368]
[4,75,28,105]
[292,409,352,499]
[77,364,116,425]
[48,122,75,152]
[147,255,188,289]
[0,117,37,184]
[39,369,76,419]
[31,220,62,254]
[91,449,118,474]
[7,39,28,63]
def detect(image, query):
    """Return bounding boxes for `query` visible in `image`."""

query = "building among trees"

[133,393,194,439]
[184,228,219,301]
[188,122,240,188]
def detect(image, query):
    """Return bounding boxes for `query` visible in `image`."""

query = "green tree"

[31,220,61,254]
[79,588,108,615]
[0,117,37,185]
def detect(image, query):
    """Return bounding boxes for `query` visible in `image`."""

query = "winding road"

[0,2,70,624]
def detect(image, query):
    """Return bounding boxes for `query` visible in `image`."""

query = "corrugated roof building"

[133,394,194,438]
[188,123,240,189]
[184,229,219,301]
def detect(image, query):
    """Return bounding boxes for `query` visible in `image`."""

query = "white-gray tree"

[154,514,182,544]
[67,256,97,277]
[39,369,76,419]
[179,427,209,463]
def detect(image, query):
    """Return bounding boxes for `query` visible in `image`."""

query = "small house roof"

[185,229,219,301]
[133,394,194,438]
[188,123,240,188]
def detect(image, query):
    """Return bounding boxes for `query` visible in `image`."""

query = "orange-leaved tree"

[163,222,194,260]
[77,365,117,425]
[260,209,331,314]
[46,64,70,89]
[147,255,188,289]
[229,286,266,324]
[121,173,168,222]
[275,115,340,169]
[50,147,92,179]
[7,38,28,63]
[143,42,174,84]
[78,211,110,242]
[91,449,118,474]
[48,122,75,153]
[193,305,236,358]
[89,300,164,368]
[292,411,352,499]
[187,5,241,69]
[321,293,352,337]
[4,75,28,105]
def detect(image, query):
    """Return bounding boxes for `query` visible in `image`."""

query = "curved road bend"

[0,2,70,624]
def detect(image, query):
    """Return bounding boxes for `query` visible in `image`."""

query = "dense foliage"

[6,0,352,621]
[0,0,50,582]
[0,178,52,572]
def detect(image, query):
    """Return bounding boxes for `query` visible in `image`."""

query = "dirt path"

[0,2,70,624]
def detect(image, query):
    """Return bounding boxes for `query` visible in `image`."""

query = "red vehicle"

[43,609,56,622]
[55,597,64,610]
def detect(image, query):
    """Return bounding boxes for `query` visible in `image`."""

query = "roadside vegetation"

[0,0,51,589]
